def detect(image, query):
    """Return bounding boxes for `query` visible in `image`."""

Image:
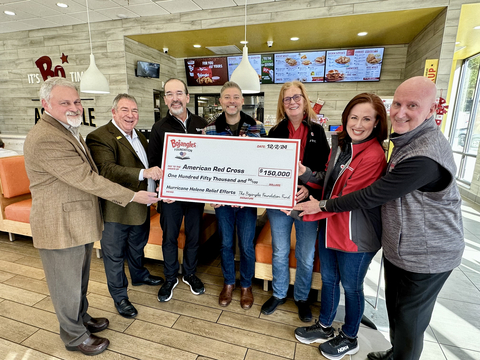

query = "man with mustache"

[148,78,208,302]
[86,94,164,319]
[24,77,158,356]
[295,76,464,360]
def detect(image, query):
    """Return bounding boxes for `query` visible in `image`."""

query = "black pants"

[101,213,150,303]
[160,201,204,281]
[384,257,451,360]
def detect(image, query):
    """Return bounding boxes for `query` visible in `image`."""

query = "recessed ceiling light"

[290,37,299,41]
[193,44,201,48]
[474,25,480,30]
[455,41,460,45]
[56,3,68,8]
[4,10,15,16]
[240,40,248,44]
[117,14,128,19]
[357,32,368,36]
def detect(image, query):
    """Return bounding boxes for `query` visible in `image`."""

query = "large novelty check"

[159,133,300,209]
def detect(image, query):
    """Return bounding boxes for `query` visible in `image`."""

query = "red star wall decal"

[60,53,68,64]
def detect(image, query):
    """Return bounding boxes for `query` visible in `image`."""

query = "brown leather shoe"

[65,334,109,355]
[84,317,109,333]
[240,286,254,310]
[219,284,235,307]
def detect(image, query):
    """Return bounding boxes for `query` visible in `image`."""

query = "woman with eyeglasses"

[261,81,330,322]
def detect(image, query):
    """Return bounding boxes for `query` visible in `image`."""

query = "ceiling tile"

[112,0,153,5]
[21,2,62,17]
[0,20,34,33]
[125,3,169,17]
[69,10,113,22]
[233,0,275,5]
[43,14,86,26]
[20,18,60,29]
[193,0,237,9]
[69,0,113,10]
[155,0,201,14]
[94,6,141,19]
[41,0,87,13]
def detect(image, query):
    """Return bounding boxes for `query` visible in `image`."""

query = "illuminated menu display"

[325,48,384,82]
[184,57,228,87]
[274,51,326,83]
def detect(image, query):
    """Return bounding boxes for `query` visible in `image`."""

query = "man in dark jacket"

[203,81,266,310]
[86,94,164,319]
[148,78,208,302]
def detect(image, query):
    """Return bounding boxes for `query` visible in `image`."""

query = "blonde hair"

[276,81,316,124]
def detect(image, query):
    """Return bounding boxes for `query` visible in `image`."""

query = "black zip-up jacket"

[148,110,207,168]
[268,118,330,199]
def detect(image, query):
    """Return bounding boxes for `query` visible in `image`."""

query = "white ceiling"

[0,0,282,34]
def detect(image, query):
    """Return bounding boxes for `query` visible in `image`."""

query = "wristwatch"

[318,200,328,212]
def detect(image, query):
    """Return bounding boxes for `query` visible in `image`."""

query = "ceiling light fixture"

[56,3,68,8]
[357,32,368,36]
[229,0,260,94]
[290,37,299,41]
[79,0,110,94]
[193,44,201,48]
[474,25,480,30]
[4,10,15,16]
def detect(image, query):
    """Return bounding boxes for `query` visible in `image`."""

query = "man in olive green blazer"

[24,78,158,356]
[86,94,163,319]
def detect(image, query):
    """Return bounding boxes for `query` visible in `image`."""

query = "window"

[449,54,480,184]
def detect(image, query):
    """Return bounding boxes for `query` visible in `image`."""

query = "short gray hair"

[164,78,189,95]
[220,81,243,96]
[39,77,78,104]
[112,93,138,111]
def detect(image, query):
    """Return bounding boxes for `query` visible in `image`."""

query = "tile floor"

[0,199,479,360]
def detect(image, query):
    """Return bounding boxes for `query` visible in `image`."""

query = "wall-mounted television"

[136,61,160,78]
[274,51,326,83]
[324,48,384,82]
[184,57,228,86]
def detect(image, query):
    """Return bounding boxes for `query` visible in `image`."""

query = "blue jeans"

[318,234,377,338]
[216,206,257,288]
[267,209,318,301]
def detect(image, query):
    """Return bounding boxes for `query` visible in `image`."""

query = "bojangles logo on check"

[170,139,197,149]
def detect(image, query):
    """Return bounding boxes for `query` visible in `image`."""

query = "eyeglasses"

[165,91,185,99]
[283,94,303,104]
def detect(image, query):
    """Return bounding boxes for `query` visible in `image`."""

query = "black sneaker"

[295,320,335,344]
[182,274,205,295]
[319,330,359,360]
[157,278,179,302]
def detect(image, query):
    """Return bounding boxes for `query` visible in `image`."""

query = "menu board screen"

[227,55,262,83]
[325,48,384,82]
[184,57,228,86]
[274,51,326,83]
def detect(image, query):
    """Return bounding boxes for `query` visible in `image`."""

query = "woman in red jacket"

[290,93,388,360]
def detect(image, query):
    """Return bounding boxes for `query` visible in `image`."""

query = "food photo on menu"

[274,51,326,83]
[325,47,384,82]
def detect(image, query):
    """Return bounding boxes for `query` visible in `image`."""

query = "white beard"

[66,114,83,127]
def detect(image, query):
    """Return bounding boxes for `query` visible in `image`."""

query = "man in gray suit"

[24,77,158,356]
[86,94,164,319]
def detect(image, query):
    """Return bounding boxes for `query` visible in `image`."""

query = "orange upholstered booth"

[94,206,217,264]
[254,219,322,291]
[0,156,32,241]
